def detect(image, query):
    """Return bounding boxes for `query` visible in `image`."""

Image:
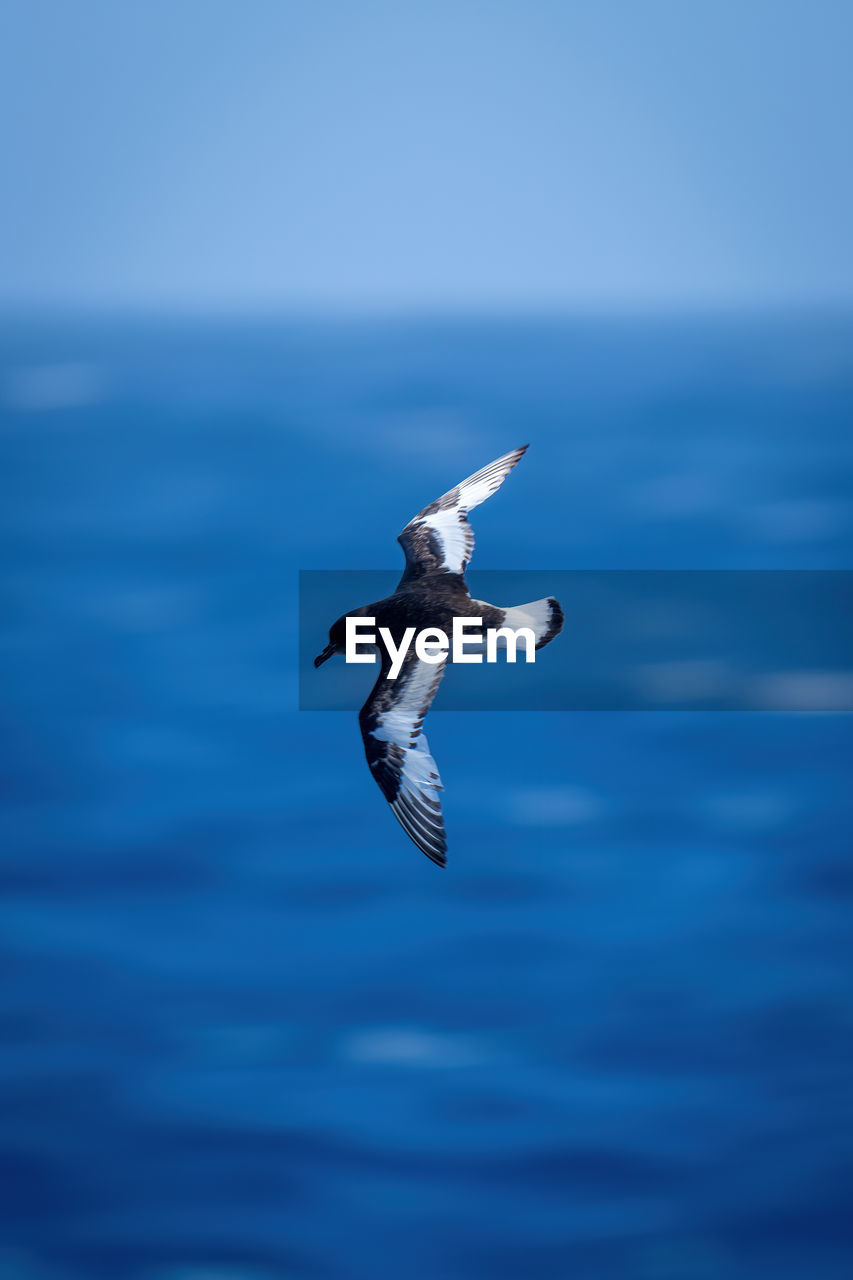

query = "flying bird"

[314,445,563,866]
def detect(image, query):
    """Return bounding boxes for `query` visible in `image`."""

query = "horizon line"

[3,297,853,324]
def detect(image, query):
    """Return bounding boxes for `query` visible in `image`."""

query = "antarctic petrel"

[314,446,563,867]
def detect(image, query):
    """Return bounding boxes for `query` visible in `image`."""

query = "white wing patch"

[359,657,448,865]
[417,506,473,576]
[397,445,528,579]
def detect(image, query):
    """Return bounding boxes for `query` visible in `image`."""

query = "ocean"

[1,312,852,1279]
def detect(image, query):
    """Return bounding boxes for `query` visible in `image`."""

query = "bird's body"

[314,445,563,866]
[349,576,505,644]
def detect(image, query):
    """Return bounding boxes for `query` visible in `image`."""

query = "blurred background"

[1,3,852,1278]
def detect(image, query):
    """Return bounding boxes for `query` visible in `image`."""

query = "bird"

[314,445,563,867]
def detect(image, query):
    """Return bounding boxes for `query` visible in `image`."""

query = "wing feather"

[397,445,528,581]
[358,654,448,866]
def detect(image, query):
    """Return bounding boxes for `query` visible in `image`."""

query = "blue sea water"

[1,313,852,1279]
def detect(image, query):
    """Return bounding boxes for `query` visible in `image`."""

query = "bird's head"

[313,613,350,668]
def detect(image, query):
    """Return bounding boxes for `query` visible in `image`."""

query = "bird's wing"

[359,651,448,867]
[397,445,528,582]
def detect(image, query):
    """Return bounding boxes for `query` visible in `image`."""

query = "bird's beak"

[314,643,336,668]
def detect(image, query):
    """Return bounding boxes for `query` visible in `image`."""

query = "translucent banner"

[299,570,853,711]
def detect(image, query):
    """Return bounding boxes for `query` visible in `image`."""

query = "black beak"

[314,643,335,668]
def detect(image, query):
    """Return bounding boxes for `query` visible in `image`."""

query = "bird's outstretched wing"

[397,445,528,583]
[358,652,448,866]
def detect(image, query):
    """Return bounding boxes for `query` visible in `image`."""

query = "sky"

[1,0,852,310]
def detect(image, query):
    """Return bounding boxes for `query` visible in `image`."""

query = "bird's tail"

[500,597,564,650]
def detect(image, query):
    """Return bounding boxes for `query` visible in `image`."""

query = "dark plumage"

[314,446,563,866]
